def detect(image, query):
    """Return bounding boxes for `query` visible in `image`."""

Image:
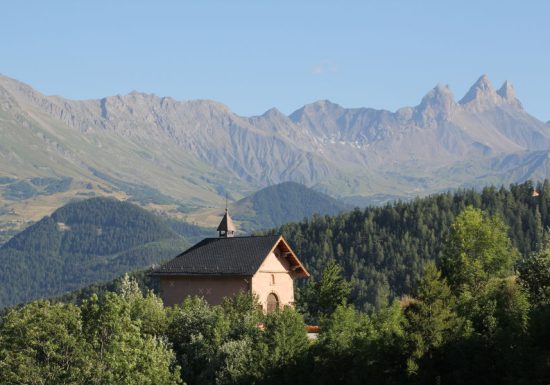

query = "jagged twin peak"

[417,75,522,116]
[458,74,522,110]
[413,74,522,123]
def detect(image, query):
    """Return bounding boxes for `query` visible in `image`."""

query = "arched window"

[266,292,279,313]
[271,274,276,285]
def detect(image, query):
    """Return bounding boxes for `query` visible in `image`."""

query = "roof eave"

[149,272,253,277]
[262,235,311,278]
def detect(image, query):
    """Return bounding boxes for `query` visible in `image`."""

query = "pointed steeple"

[217,207,236,238]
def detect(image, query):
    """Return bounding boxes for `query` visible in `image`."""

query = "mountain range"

[1,74,550,239]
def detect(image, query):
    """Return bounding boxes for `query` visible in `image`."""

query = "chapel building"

[151,209,309,312]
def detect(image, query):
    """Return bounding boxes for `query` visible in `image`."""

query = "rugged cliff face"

[1,74,550,238]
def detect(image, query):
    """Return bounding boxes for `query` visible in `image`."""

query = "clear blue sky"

[2,1,549,120]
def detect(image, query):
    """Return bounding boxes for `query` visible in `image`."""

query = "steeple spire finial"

[217,197,236,238]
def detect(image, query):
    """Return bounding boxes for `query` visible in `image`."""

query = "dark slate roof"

[151,235,282,276]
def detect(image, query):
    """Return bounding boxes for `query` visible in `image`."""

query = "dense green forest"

[270,180,550,311]
[48,180,550,313]
[0,197,189,308]
[1,206,549,384]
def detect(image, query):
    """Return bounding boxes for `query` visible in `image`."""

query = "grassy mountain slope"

[0,197,189,308]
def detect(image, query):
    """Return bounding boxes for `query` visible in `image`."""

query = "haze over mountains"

[1,74,550,238]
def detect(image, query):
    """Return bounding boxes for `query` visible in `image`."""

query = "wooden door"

[266,292,279,313]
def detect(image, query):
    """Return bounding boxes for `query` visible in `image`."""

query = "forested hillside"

[3,182,549,384]
[61,180,550,314]
[2,213,550,384]
[231,181,349,231]
[0,198,188,308]
[271,180,550,310]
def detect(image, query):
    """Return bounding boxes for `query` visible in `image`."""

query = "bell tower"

[217,207,236,238]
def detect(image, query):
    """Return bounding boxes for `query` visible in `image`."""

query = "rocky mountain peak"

[289,99,344,123]
[497,80,522,108]
[497,80,515,99]
[414,83,456,123]
[261,107,286,119]
[420,84,454,105]
[306,99,343,113]
[459,74,499,107]
[473,73,493,90]
[0,75,47,106]
[249,107,294,131]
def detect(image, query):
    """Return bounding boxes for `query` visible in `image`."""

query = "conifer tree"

[404,262,470,378]
[298,259,351,322]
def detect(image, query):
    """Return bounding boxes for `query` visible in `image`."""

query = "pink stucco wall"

[251,251,295,310]
[159,275,250,307]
